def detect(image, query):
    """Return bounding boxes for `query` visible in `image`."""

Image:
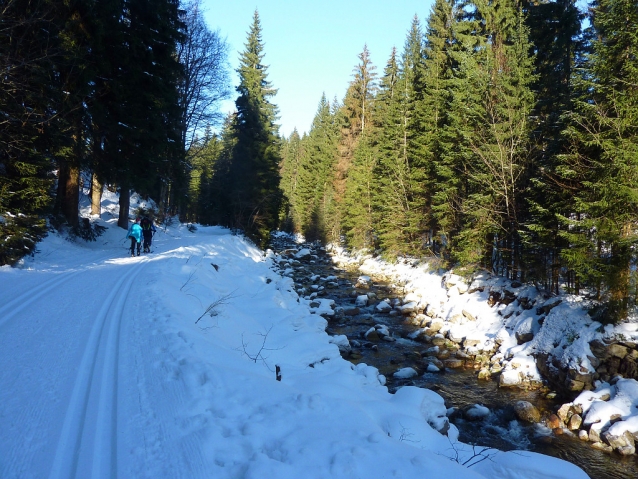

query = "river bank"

[268,232,638,477]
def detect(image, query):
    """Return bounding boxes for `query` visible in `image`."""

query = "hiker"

[140,216,156,253]
[127,217,143,257]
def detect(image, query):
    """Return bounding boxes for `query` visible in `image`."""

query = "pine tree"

[222,10,282,245]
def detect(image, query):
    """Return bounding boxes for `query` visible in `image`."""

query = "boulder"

[515,331,534,345]
[463,404,491,421]
[461,309,476,322]
[448,330,464,343]
[566,378,585,392]
[514,401,541,423]
[547,414,562,429]
[608,343,629,359]
[444,358,464,369]
[364,328,380,341]
[432,335,446,347]
[424,346,440,356]
[356,275,372,288]
[602,430,636,453]
[463,338,481,348]
[399,301,418,314]
[375,300,392,313]
[537,298,562,315]
[294,248,312,259]
[393,367,418,379]
[426,363,440,373]
[556,403,572,422]
[588,339,609,359]
[355,294,369,307]
[568,414,583,431]
[328,335,352,354]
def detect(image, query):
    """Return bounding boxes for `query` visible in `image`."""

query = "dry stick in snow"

[195,291,238,323]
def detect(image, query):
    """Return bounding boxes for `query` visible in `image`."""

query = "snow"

[0,192,591,478]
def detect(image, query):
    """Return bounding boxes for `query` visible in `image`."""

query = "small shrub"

[71,217,106,242]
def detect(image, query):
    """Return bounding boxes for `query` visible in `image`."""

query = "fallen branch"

[195,291,239,324]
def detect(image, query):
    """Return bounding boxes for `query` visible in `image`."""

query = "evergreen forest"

[2,0,638,322]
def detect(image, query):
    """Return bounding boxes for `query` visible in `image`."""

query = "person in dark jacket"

[140,216,156,253]
[127,218,143,257]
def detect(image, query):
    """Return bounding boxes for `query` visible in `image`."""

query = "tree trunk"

[55,160,69,217]
[118,186,130,229]
[63,165,80,228]
[609,223,632,320]
[90,172,103,216]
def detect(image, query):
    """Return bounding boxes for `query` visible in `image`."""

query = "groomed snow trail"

[0,231,213,479]
[48,262,146,479]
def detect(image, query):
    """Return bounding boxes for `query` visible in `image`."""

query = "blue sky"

[201,0,435,137]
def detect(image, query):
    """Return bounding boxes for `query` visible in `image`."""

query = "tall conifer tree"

[419,0,456,256]
[296,94,339,241]
[441,0,536,275]
[331,46,377,245]
[223,10,282,245]
[559,0,638,320]
[522,0,582,291]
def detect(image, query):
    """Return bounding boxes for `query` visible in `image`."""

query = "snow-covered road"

[0,210,590,479]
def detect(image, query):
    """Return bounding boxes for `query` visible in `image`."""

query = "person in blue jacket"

[127,218,143,257]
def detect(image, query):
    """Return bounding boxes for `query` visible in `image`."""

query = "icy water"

[271,238,638,479]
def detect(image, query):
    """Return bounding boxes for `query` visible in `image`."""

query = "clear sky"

[201,0,435,137]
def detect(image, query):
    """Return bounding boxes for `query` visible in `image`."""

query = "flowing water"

[271,238,638,479]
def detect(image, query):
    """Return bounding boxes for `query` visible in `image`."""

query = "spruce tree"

[558,0,638,320]
[374,47,412,255]
[373,23,427,257]
[440,0,536,275]
[419,0,456,256]
[296,94,339,242]
[222,10,282,245]
[279,129,304,233]
[90,0,184,227]
[0,0,66,263]
[343,130,377,249]
[522,0,582,291]
[331,46,377,245]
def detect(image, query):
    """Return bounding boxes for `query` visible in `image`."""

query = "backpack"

[141,218,151,230]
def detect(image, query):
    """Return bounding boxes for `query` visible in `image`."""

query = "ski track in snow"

[0,250,118,331]
[47,261,146,479]
[0,271,83,330]
[0,250,163,479]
